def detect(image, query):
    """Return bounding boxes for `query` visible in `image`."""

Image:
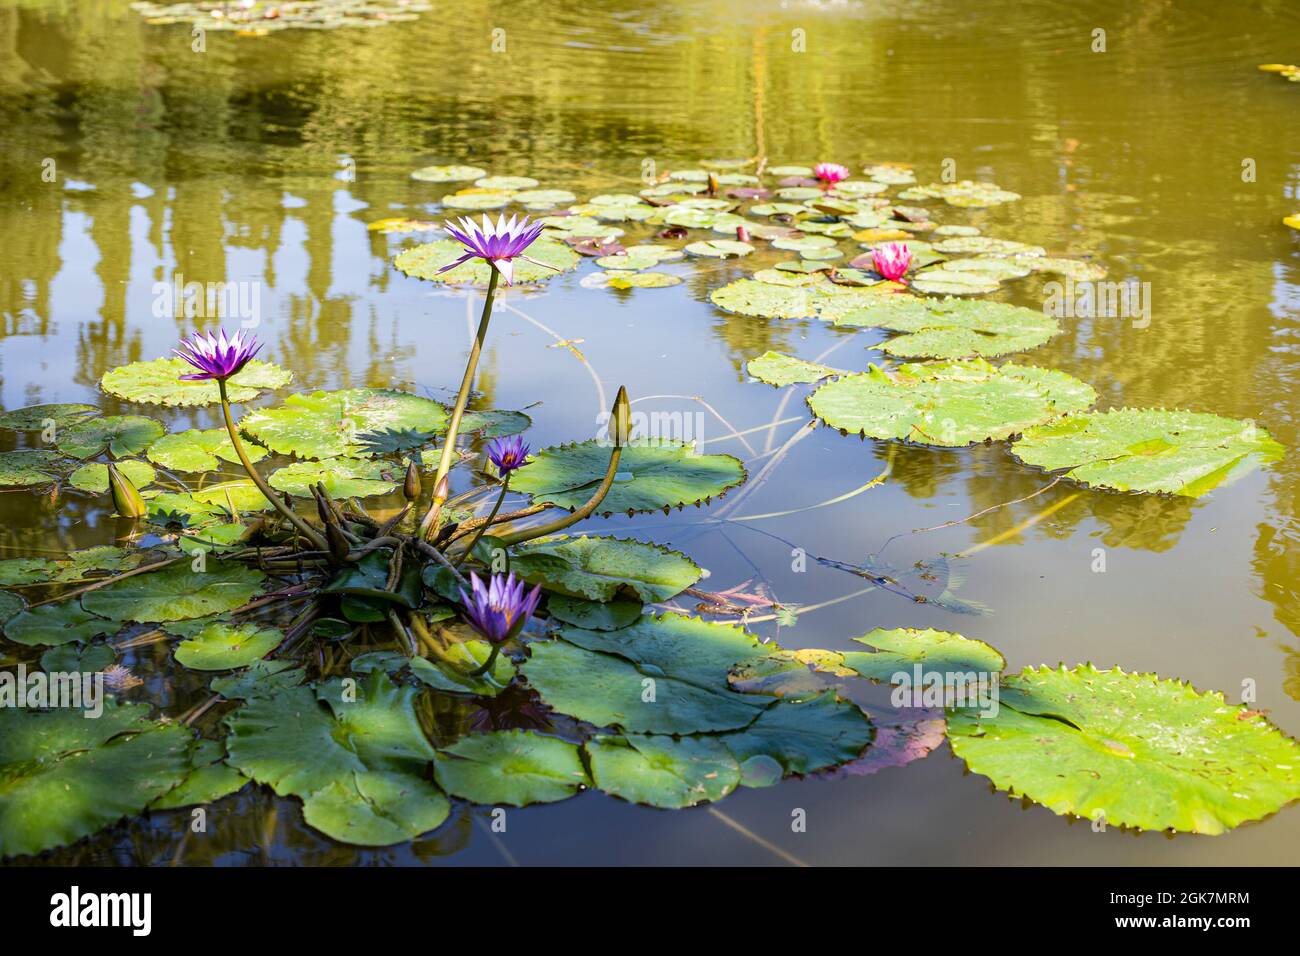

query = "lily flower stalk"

[177,328,328,552]
[453,435,530,568]
[458,571,542,676]
[872,241,913,282]
[495,386,631,547]
[420,214,549,541]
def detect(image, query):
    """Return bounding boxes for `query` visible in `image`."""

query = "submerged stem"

[217,379,328,552]
[419,267,501,541]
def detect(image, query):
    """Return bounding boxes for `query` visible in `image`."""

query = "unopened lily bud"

[325,521,350,563]
[706,172,719,196]
[433,474,449,504]
[610,386,632,448]
[107,463,146,518]
[404,460,421,501]
[736,225,750,243]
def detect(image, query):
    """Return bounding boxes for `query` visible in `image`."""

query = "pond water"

[2,0,1300,865]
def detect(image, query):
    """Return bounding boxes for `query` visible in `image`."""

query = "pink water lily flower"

[439,213,549,285]
[813,162,850,187]
[872,241,913,282]
[173,328,262,381]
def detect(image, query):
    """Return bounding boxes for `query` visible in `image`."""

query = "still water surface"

[2,0,1300,864]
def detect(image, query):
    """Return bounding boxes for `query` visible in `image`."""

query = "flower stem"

[494,445,622,546]
[452,475,509,569]
[420,267,501,541]
[217,379,328,552]
[467,642,501,678]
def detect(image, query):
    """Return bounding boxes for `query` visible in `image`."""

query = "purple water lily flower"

[174,328,262,382]
[439,213,548,285]
[486,434,530,477]
[458,571,542,645]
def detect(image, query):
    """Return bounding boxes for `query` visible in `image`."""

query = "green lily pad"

[226,673,445,845]
[808,359,1097,446]
[747,350,840,387]
[40,641,116,673]
[521,613,771,734]
[3,603,120,647]
[475,175,538,190]
[0,591,25,621]
[240,388,448,460]
[0,404,97,431]
[720,692,874,776]
[459,409,532,438]
[57,415,164,458]
[1015,255,1107,280]
[408,640,515,696]
[0,558,59,586]
[210,659,305,700]
[910,271,1000,296]
[545,594,642,631]
[710,277,890,320]
[603,271,683,289]
[513,188,577,208]
[834,297,1060,359]
[509,440,745,515]
[0,701,191,858]
[939,257,1032,281]
[0,451,63,488]
[268,458,397,498]
[394,237,579,285]
[683,239,754,258]
[1010,408,1284,497]
[947,665,1300,834]
[188,480,276,513]
[174,622,283,671]
[843,627,1007,681]
[586,734,740,808]
[728,648,861,699]
[52,546,146,582]
[442,191,512,211]
[146,428,267,472]
[68,459,157,494]
[100,359,292,408]
[932,236,1042,257]
[152,740,248,810]
[323,551,422,610]
[82,560,264,623]
[508,535,701,602]
[434,731,588,806]
[411,164,486,182]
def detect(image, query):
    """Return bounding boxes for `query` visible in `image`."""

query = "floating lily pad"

[394,237,579,285]
[509,535,701,602]
[684,239,753,258]
[57,415,165,458]
[174,622,283,671]
[809,359,1097,446]
[0,558,59,586]
[513,188,577,208]
[411,165,487,183]
[146,429,267,472]
[0,591,24,621]
[83,560,264,623]
[710,277,889,321]
[408,640,515,696]
[728,648,859,698]
[1010,408,1284,497]
[0,450,63,488]
[210,659,305,700]
[0,404,97,431]
[268,458,397,498]
[69,459,157,494]
[434,731,588,806]
[367,217,439,234]
[910,271,1000,296]
[1014,256,1107,281]
[901,181,1021,207]
[720,692,874,776]
[842,627,1007,681]
[545,594,642,631]
[475,175,538,190]
[53,546,147,582]
[834,297,1059,359]
[587,734,740,808]
[3,603,120,647]
[241,388,448,460]
[932,236,1043,257]
[947,664,1300,834]
[0,701,190,858]
[100,359,292,408]
[442,191,512,211]
[509,439,745,515]
[603,271,683,289]
[151,740,248,810]
[521,614,771,734]
[226,673,446,846]
[747,351,840,386]
[189,480,276,513]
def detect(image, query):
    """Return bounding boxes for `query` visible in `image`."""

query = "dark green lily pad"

[720,692,873,776]
[509,535,701,602]
[82,560,264,623]
[948,664,1300,834]
[241,388,449,460]
[808,359,1097,446]
[100,359,292,408]
[3,603,120,647]
[434,731,588,806]
[1010,408,1285,497]
[0,451,63,488]
[587,734,741,808]
[0,404,97,431]
[509,439,745,515]
[408,640,516,696]
[545,594,642,631]
[0,701,190,858]
[152,740,248,810]
[57,415,164,458]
